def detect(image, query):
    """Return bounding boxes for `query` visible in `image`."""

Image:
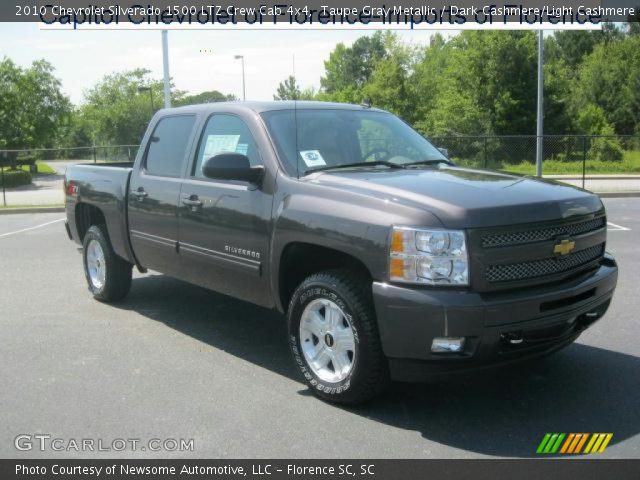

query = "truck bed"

[64,163,136,265]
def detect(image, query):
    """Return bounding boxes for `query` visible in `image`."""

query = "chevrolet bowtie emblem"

[553,239,576,256]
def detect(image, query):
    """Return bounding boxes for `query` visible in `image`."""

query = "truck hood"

[306,165,603,229]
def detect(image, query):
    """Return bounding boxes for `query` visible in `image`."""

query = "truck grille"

[482,216,605,248]
[486,244,604,283]
[469,213,607,291]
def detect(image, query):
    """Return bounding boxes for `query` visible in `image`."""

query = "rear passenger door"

[128,114,197,276]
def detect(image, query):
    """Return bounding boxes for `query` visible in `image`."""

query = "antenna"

[292,53,300,178]
[294,90,300,179]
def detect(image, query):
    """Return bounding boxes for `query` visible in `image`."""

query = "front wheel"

[82,225,132,302]
[288,270,389,404]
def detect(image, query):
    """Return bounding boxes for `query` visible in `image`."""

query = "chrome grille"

[482,217,606,248]
[485,244,604,283]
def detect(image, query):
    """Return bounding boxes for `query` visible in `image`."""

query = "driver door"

[177,114,272,307]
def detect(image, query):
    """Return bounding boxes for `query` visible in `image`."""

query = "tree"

[175,90,237,106]
[546,26,623,73]
[80,69,166,146]
[274,75,300,100]
[410,33,449,133]
[320,32,387,95]
[362,58,411,120]
[0,58,70,151]
[571,35,640,135]
[422,31,537,136]
[273,76,316,100]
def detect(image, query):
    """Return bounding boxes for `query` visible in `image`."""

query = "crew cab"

[64,101,618,404]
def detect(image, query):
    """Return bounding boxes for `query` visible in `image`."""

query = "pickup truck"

[64,101,618,404]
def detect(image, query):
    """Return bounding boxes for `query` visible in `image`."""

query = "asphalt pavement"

[0,199,638,459]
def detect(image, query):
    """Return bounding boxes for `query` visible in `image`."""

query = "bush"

[1,169,32,188]
[590,136,624,162]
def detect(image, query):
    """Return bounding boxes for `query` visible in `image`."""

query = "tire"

[82,225,132,302]
[288,270,390,404]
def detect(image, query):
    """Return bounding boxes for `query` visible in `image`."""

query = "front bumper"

[372,254,618,381]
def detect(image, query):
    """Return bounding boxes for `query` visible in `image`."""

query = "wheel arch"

[276,241,373,313]
[75,202,106,242]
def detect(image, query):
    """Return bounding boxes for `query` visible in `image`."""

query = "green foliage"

[273,76,317,100]
[175,90,237,106]
[571,35,640,135]
[274,75,301,100]
[0,169,32,187]
[78,69,165,146]
[0,58,71,149]
[503,149,640,175]
[312,26,639,144]
[321,32,387,94]
[361,57,411,119]
[62,71,236,147]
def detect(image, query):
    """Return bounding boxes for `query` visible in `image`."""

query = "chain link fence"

[1,136,639,204]
[0,145,139,169]
[429,135,640,173]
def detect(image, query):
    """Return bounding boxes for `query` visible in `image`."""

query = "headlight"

[389,227,469,285]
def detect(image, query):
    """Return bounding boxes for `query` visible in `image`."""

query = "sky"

[0,23,453,105]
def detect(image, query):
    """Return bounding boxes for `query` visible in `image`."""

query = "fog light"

[431,337,465,353]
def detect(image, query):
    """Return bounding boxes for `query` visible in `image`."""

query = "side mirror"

[437,147,449,158]
[202,153,264,184]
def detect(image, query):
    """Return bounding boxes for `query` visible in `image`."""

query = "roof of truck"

[158,100,386,115]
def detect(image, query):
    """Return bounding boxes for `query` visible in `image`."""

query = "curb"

[548,175,640,180]
[597,192,640,198]
[0,206,65,215]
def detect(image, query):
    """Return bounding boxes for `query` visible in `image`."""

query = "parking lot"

[0,198,638,459]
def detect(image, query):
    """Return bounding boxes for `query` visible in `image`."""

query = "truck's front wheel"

[82,225,132,302]
[288,270,389,404]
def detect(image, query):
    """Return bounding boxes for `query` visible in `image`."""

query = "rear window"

[145,115,196,177]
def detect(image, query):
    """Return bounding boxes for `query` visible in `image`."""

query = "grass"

[454,150,640,176]
[1,161,56,175]
[0,204,64,209]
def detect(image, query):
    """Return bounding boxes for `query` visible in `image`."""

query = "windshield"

[261,109,447,176]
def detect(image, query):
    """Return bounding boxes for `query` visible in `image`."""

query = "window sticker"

[202,135,240,163]
[300,150,326,167]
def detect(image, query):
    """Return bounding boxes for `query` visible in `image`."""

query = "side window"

[145,115,196,177]
[193,114,261,178]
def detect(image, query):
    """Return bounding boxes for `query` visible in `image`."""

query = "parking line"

[607,222,631,231]
[0,218,65,239]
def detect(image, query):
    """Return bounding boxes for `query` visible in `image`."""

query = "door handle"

[182,195,203,207]
[131,188,148,199]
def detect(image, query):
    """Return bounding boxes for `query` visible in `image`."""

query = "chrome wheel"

[86,239,106,291]
[299,298,356,383]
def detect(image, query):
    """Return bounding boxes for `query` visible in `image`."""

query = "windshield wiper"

[403,159,450,167]
[305,161,405,175]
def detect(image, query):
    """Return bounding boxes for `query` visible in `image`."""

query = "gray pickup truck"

[64,101,618,404]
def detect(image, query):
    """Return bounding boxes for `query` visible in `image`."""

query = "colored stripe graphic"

[537,433,552,453]
[559,434,575,454]
[537,433,565,454]
[539,433,613,454]
[585,433,614,454]
[574,434,589,453]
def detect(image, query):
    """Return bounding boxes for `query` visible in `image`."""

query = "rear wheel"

[82,225,132,302]
[288,270,389,404]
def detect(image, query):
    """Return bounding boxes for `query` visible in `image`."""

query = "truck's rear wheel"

[82,225,132,302]
[288,270,389,404]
